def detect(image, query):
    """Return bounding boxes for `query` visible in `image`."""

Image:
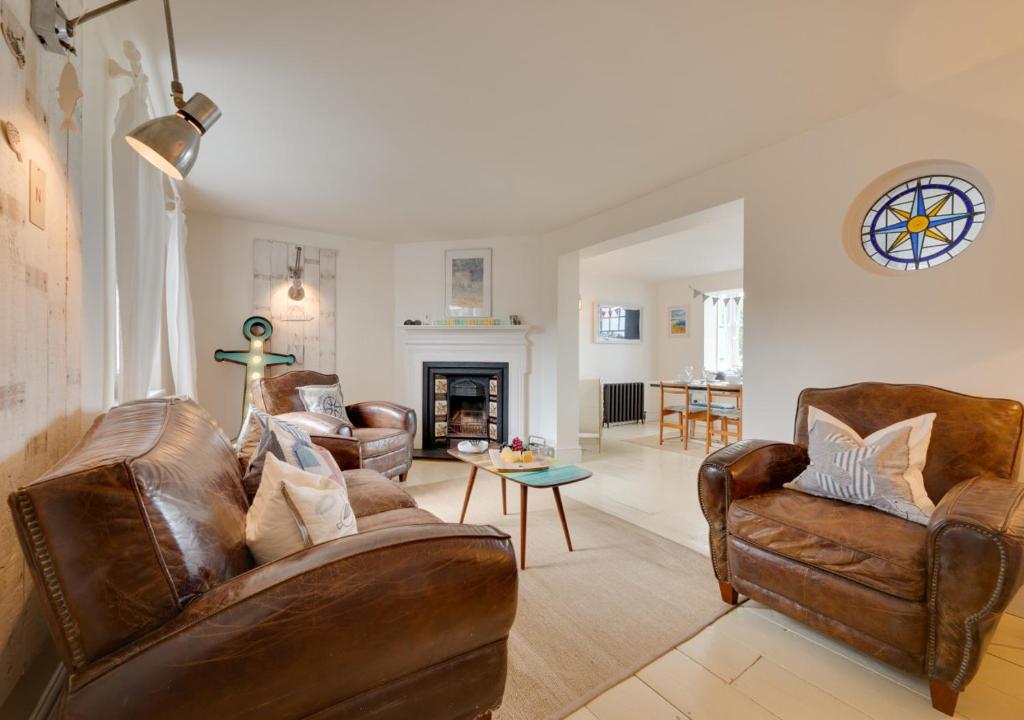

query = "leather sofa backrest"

[795,382,1023,503]
[7,399,252,669]
[254,370,340,415]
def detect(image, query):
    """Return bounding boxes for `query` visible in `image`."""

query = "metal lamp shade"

[125,93,220,180]
[125,115,200,180]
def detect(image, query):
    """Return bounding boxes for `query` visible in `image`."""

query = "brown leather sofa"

[253,370,415,482]
[699,382,1024,716]
[8,398,517,719]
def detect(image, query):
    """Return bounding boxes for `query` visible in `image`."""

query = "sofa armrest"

[347,400,417,436]
[311,433,362,471]
[698,440,808,581]
[64,523,518,719]
[927,476,1024,690]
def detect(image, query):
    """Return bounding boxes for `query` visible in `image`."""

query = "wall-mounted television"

[594,303,642,343]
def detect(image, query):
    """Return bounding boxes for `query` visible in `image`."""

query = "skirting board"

[31,664,64,720]
[0,646,65,720]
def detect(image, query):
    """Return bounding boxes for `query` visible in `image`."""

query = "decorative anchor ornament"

[214,316,295,429]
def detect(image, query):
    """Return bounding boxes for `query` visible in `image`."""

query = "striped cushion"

[784,406,936,525]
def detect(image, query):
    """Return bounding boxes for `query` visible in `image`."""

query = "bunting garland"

[690,286,742,306]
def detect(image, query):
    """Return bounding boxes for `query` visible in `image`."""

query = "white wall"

[542,50,1024,451]
[578,272,656,383]
[393,236,544,325]
[654,269,743,381]
[187,213,394,434]
[392,237,555,441]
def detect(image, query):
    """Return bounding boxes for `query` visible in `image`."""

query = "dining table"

[650,380,744,451]
[649,380,743,393]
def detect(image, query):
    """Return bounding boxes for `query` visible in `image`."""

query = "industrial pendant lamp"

[123,0,220,180]
[32,0,221,180]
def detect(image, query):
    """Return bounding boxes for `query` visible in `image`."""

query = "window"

[703,290,743,374]
[599,305,626,338]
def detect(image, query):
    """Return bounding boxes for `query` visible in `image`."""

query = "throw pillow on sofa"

[785,406,936,524]
[246,454,357,564]
[241,411,335,500]
[297,383,354,427]
[236,403,264,463]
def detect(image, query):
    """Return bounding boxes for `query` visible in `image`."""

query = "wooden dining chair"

[683,385,712,451]
[658,383,688,444]
[709,387,743,450]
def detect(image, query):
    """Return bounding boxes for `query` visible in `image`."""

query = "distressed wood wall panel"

[0,0,84,704]
[252,239,336,375]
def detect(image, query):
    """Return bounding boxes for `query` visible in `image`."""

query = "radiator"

[603,382,646,426]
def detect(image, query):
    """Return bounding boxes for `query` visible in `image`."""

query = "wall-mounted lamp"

[288,246,305,301]
[32,0,221,180]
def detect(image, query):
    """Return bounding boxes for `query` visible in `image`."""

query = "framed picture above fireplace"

[445,249,492,318]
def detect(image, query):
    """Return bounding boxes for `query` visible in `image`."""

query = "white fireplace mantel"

[398,326,531,448]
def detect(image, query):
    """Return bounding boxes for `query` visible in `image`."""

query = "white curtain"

[164,177,198,399]
[112,69,166,401]
[111,63,198,401]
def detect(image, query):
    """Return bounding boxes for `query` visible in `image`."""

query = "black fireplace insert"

[422,362,509,451]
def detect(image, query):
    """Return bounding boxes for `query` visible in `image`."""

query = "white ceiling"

[581,205,742,281]
[103,0,1024,241]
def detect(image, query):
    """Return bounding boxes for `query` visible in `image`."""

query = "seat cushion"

[352,427,411,457]
[357,507,442,532]
[728,488,928,601]
[334,468,441,532]
[343,468,417,518]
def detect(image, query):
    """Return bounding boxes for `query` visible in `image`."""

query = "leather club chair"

[253,370,415,482]
[699,382,1024,716]
[8,398,516,719]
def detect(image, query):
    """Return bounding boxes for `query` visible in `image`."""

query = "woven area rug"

[407,476,732,720]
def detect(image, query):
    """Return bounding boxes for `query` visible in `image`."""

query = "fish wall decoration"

[1,2,27,69]
[57,60,83,133]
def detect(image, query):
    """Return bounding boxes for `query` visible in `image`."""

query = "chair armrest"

[927,476,1024,689]
[698,440,809,581]
[347,400,417,436]
[277,410,354,438]
[311,433,362,471]
[64,523,518,719]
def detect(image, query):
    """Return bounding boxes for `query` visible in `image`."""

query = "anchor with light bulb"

[215,316,295,432]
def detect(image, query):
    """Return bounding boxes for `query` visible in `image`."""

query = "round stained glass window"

[861,175,985,271]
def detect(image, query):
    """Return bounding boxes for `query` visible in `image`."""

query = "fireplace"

[422,362,509,451]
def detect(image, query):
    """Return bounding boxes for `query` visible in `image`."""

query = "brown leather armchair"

[699,382,1024,716]
[253,370,416,482]
[8,398,516,719]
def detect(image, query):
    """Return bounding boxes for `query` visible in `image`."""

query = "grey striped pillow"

[785,407,936,524]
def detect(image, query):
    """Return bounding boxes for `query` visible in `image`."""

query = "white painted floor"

[406,424,1024,719]
[569,602,1024,720]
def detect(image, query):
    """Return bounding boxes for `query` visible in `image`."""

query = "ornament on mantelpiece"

[57,60,83,133]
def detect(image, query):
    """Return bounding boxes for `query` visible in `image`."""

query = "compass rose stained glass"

[861,175,985,271]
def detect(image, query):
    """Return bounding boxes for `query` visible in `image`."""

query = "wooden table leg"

[459,465,478,523]
[519,485,528,570]
[501,477,507,515]
[552,486,573,551]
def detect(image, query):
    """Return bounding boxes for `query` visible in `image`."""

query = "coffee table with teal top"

[448,450,593,569]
